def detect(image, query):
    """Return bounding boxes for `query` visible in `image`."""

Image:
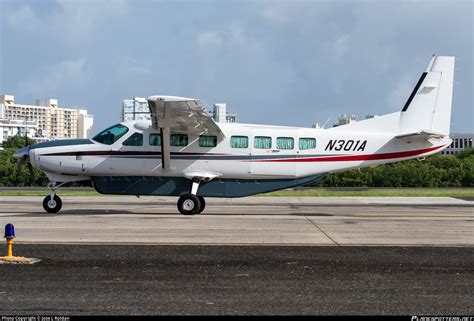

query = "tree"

[1,135,36,149]
[0,135,48,187]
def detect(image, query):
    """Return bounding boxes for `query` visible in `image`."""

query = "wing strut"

[160,127,171,170]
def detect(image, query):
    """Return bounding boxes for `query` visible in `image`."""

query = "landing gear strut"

[42,182,64,213]
[177,177,206,215]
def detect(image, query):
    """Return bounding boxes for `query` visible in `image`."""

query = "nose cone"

[13,147,29,161]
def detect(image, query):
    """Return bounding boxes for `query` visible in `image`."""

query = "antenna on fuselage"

[322,117,332,129]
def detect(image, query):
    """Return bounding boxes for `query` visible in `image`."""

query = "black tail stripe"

[402,72,428,112]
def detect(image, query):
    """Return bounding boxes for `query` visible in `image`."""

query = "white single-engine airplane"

[14,55,455,215]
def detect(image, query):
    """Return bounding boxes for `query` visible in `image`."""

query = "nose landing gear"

[42,182,64,213]
[43,194,62,213]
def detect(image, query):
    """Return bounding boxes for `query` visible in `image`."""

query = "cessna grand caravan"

[14,55,455,215]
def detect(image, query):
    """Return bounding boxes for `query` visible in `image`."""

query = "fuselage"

[26,120,449,186]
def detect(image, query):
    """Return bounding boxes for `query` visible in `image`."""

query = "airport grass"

[0,187,473,198]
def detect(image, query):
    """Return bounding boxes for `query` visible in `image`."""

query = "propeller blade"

[27,162,36,185]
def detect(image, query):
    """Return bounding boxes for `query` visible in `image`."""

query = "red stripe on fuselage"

[252,145,445,163]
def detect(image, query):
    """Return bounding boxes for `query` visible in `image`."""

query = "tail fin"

[399,55,455,136]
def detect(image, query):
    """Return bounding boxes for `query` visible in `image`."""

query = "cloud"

[17,58,88,98]
[54,0,128,46]
[5,4,42,32]
[197,31,223,47]
[5,0,129,48]
[1,0,472,132]
[115,56,151,76]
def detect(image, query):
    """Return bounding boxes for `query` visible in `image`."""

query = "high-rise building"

[211,103,237,123]
[121,97,150,122]
[77,109,94,139]
[0,94,93,143]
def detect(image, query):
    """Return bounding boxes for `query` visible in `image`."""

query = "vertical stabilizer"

[399,55,455,135]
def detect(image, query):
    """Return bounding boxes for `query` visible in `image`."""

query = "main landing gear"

[177,177,206,215]
[42,182,64,213]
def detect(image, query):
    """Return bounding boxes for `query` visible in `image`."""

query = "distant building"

[333,114,358,127]
[121,97,150,122]
[210,103,237,123]
[0,119,38,143]
[0,95,93,143]
[440,133,474,155]
[77,109,94,139]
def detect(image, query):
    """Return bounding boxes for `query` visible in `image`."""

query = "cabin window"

[170,134,188,146]
[92,124,129,145]
[199,135,217,147]
[299,138,316,150]
[149,133,161,146]
[123,133,143,146]
[230,136,248,148]
[277,137,294,150]
[254,136,272,149]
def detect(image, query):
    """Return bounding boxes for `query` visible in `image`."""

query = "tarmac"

[0,244,472,315]
[0,196,472,315]
[0,196,472,246]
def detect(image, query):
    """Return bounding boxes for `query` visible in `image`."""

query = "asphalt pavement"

[0,244,472,315]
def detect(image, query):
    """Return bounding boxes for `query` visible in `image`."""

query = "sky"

[0,0,472,134]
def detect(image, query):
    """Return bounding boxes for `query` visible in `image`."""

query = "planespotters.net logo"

[412,317,474,321]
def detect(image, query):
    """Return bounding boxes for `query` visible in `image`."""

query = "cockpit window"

[123,133,143,146]
[92,124,129,145]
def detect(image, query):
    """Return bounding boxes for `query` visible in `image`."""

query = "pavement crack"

[292,203,339,246]
[303,214,340,246]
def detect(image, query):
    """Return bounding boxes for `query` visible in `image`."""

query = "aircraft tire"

[197,196,205,214]
[43,195,62,213]
[177,194,201,215]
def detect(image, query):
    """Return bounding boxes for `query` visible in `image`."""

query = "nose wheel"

[42,181,65,213]
[43,195,62,213]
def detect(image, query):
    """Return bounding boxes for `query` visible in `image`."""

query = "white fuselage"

[28,119,450,184]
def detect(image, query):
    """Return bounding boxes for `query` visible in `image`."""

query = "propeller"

[13,146,35,185]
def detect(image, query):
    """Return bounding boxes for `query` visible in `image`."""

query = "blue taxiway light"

[4,223,15,239]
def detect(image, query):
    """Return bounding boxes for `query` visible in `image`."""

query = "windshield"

[92,124,129,145]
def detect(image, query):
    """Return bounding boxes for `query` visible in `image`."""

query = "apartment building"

[0,95,93,143]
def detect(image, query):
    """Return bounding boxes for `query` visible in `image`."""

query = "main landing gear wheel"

[197,196,206,214]
[177,194,201,215]
[43,195,62,213]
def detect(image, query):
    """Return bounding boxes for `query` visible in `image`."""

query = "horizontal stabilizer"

[395,129,446,141]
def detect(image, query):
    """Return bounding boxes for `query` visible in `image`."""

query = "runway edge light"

[4,223,15,239]
[0,223,41,264]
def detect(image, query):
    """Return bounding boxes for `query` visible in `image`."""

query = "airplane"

[13,55,455,215]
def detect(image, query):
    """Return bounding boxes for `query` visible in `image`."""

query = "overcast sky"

[0,0,472,133]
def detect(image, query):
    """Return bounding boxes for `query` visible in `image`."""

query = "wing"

[147,95,224,171]
[147,95,224,137]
